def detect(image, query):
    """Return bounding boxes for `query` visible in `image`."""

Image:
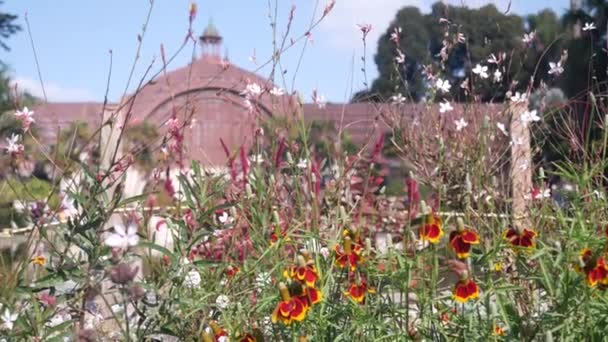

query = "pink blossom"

[357,23,372,39]
[39,292,57,307]
[4,134,24,156]
[14,107,35,132]
[322,0,336,17]
[390,27,402,44]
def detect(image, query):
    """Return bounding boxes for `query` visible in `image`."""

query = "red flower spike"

[452,277,479,303]
[504,227,537,249]
[405,177,420,218]
[274,138,285,168]
[419,213,444,244]
[271,283,308,325]
[240,145,249,187]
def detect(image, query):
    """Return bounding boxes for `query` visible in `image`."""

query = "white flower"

[243,98,254,112]
[243,82,262,97]
[583,22,596,31]
[395,49,405,64]
[218,337,228,342]
[519,160,530,170]
[493,69,502,83]
[457,33,466,43]
[435,78,451,93]
[5,134,24,155]
[510,91,527,103]
[522,31,536,44]
[217,211,233,225]
[165,117,179,129]
[521,109,540,126]
[319,247,330,259]
[296,158,308,169]
[454,118,468,131]
[60,194,78,220]
[250,154,264,164]
[391,93,406,104]
[46,312,69,328]
[472,64,489,79]
[270,86,284,97]
[311,89,326,109]
[510,137,524,146]
[218,211,228,224]
[390,26,402,43]
[548,61,564,76]
[487,53,499,64]
[593,190,605,199]
[535,189,551,199]
[415,239,429,251]
[104,222,139,249]
[1,309,18,331]
[14,106,35,131]
[439,100,453,113]
[255,272,271,289]
[83,312,103,330]
[216,295,230,310]
[496,122,508,136]
[184,270,201,288]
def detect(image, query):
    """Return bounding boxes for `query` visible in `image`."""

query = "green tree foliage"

[52,121,98,172]
[0,1,20,52]
[124,121,160,171]
[361,2,562,103]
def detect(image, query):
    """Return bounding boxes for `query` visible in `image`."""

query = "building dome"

[201,20,222,42]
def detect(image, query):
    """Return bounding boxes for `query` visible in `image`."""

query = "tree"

[364,7,429,102]
[0,1,20,52]
[360,2,561,103]
[0,3,24,112]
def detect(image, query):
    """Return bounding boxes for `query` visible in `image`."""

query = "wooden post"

[509,102,532,229]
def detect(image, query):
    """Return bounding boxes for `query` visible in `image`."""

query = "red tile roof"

[33,55,509,166]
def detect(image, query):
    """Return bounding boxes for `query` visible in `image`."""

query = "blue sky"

[3,0,569,103]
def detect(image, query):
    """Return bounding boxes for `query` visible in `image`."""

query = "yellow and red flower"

[271,283,308,325]
[209,321,227,341]
[240,334,257,342]
[344,278,376,304]
[31,255,46,266]
[577,248,608,287]
[419,213,443,244]
[453,275,479,303]
[493,324,506,336]
[285,256,319,288]
[504,227,536,249]
[343,228,364,247]
[449,225,480,259]
[270,224,289,244]
[335,236,363,271]
[226,265,240,278]
[298,286,322,307]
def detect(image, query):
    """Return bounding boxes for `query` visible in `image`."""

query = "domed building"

[35,21,304,166]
